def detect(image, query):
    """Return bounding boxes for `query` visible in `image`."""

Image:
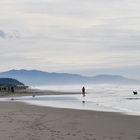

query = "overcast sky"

[0,0,140,79]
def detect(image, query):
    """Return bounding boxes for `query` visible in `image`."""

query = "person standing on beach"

[82,86,86,97]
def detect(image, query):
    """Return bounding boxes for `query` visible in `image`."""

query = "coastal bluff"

[0,78,27,93]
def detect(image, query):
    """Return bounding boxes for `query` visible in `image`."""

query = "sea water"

[15,85,140,116]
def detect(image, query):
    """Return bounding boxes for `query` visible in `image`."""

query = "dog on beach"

[133,91,138,95]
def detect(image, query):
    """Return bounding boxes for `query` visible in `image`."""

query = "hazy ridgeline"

[0,69,139,86]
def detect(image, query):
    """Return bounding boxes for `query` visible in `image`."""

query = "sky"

[0,0,140,79]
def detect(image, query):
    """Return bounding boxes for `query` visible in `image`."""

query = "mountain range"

[0,69,139,86]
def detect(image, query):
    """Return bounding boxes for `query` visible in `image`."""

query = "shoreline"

[0,88,82,97]
[1,89,140,116]
[0,101,140,140]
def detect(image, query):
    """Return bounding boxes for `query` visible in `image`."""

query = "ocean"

[15,85,140,116]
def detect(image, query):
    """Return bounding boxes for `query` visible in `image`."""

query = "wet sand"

[0,101,140,140]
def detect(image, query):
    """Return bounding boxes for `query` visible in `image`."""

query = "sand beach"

[0,92,140,140]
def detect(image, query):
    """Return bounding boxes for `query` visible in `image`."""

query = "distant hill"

[0,69,139,86]
[0,78,25,87]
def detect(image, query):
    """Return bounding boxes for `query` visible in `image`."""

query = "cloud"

[0,0,140,79]
[0,30,6,38]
